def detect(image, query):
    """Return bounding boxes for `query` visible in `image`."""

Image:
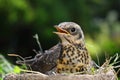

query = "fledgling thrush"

[54,22,91,73]
[17,22,91,74]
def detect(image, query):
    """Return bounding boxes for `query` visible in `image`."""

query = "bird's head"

[54,22,85,46]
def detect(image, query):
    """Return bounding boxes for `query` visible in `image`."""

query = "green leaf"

[13,66,21,73]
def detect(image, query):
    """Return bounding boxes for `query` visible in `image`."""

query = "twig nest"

[3,70,117,80]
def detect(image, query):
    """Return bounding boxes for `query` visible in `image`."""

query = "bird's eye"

[70,27,76,33]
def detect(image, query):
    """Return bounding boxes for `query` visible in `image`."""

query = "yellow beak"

[53,26,69,34]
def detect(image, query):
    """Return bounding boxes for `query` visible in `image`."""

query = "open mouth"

[54,26,69,34]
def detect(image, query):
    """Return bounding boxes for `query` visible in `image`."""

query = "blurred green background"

[0,0,120,78]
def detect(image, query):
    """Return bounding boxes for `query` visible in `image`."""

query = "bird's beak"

[53,26,69,34]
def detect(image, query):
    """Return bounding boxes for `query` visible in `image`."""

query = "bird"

[16,22,91,74]
[54,22,91,73]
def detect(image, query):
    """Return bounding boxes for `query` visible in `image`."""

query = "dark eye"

[70,27,76,33]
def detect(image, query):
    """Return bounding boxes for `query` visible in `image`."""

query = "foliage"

[0,55,21,79]
[86,11,120,55]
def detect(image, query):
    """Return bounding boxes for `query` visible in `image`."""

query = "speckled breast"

[56,44,90,73]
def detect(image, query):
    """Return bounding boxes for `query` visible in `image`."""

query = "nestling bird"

[16,22,91,74]
[54,22,91,73]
